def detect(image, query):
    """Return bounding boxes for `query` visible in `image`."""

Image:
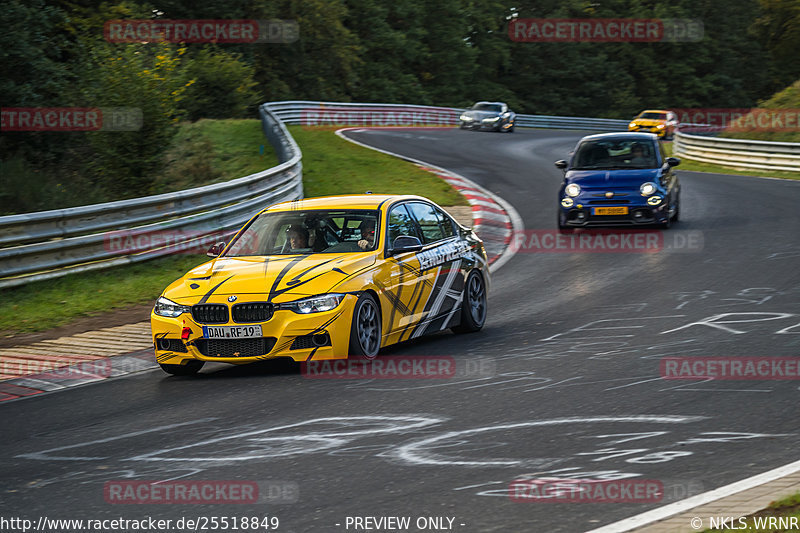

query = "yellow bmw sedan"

[151,194,490,375]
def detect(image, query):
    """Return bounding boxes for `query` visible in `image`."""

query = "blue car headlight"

[640,182,657,196]
[282,294,345,314]
[565,183,581,197]
[154,296,191,317]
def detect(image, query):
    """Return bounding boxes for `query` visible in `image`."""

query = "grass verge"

[702,491,800,532]
[2,122,466,337]
[289,126,466,205]
[665,141,800,180]
[0,255,207,337]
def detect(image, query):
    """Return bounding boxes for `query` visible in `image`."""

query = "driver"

[286,225,309,250]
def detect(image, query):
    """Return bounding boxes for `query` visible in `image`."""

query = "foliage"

[2,0,800,215]
[180,47,260,121]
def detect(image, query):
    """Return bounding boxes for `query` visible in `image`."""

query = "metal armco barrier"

[266,100,630,131]
[674,131,800,172]
[4,100,794,288]
[0,104,303,288]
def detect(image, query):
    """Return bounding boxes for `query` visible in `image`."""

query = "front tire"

[160,360,204,376]
[671,195,680,222]
[349,293,381,359]
[452,271,487,333]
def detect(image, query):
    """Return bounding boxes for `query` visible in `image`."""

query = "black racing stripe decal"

[198,275,235,304]
[410,260,461,339]
[374,278,412,317]
[286,257,339,286]
[267,256,307,301]
[312,309,345,333]
[401,266,442,342]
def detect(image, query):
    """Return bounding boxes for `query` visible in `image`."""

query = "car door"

[404,201,469,338]
[658,141,679,198]
[376,202,431,343]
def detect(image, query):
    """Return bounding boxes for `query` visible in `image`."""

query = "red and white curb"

[416,166,512,265]
[336,128,523,271]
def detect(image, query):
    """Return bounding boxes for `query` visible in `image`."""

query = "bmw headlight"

[282,294,345,314]
[483,117,500,123]
[647,196,663,206]
[640,182,657,196]
[561,198,574,208]
[460,114,469,121]
[565,183,581,197]
[629,122,637,128]
[154,296,191,317]
[656,124,665,129]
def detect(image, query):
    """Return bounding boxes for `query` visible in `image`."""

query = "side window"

[407,202,445,243]
[387,204,419,247]
[437,208,456,238]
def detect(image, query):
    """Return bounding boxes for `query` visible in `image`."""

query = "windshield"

[637,112,667,120]
[571,139,658,170]
[472,103,503,113]
[223,209,379,256]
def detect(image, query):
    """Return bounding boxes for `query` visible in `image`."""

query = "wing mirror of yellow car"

[390,235,423,255]
[207,241,226,257]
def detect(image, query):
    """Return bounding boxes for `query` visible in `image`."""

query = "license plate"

[202,325,263,339]
[593,206,629,215]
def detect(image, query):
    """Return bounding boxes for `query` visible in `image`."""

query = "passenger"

[629,143,650,165]
[357,220,376,250]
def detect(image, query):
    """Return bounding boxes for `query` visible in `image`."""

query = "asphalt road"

[1,127,799,533]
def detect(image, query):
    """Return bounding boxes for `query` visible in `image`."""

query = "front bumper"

[559,201,670,227]
[461,119,508,130]
[628,125,667,137]
[151,295,358,365]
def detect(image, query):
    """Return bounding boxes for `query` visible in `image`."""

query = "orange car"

[628,110,678,139]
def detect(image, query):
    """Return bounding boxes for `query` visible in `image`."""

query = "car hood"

[567,168,661,189]
[632,118,665,127]
[463,110,501,120]
[164,253,376,303]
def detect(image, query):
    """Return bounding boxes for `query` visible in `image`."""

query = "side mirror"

[666,157,681,167]
[555,160,568,169]
[390,235,423,255]
[207,241,226,257]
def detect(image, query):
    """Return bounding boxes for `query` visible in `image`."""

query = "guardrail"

[0,104,303,289]
[674,131,800,172]
[266,100,631,131]
[6,100,792,288]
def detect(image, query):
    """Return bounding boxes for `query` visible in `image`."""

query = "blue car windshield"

[572,139,658,170]
[223,209,380,256]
